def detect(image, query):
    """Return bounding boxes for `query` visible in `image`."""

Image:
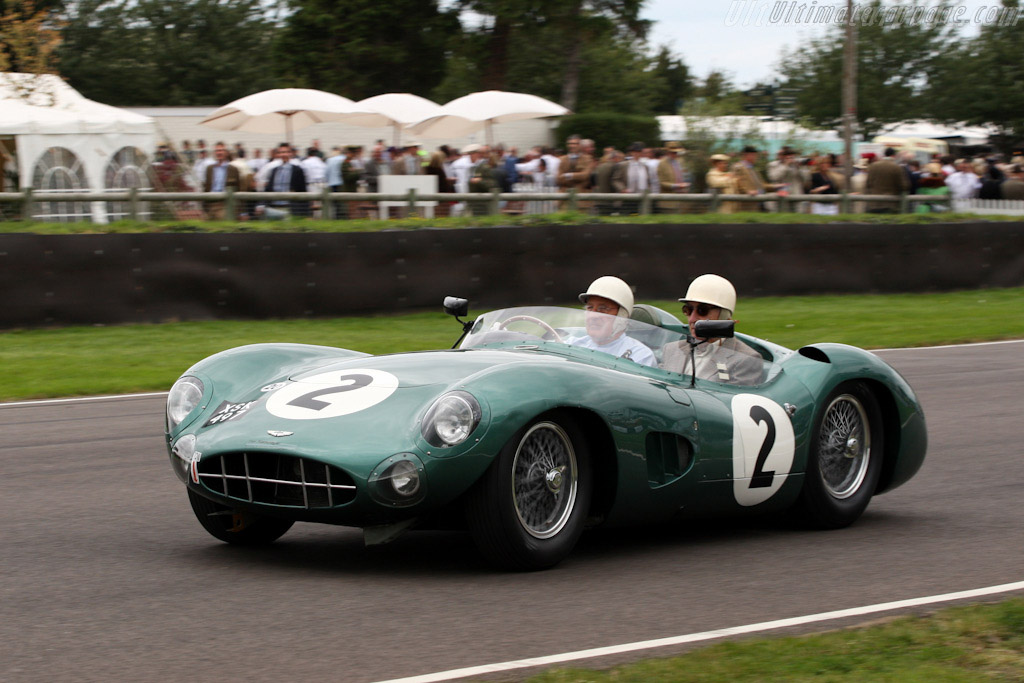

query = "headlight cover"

[369,453,427,507]
[421,391,481,447]
[167,376,205,431]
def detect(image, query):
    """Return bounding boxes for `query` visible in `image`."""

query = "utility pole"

[842,0,857,188]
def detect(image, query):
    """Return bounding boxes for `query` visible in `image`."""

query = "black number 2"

[748,405,776,489]
[287,374,373,411]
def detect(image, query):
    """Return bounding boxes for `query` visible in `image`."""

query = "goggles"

[681,303,718,317]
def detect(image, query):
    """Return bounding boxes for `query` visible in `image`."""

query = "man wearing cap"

[661,274,763,385]
[705,153,739,213]
[568,276,656,367]
[732,146,773,212]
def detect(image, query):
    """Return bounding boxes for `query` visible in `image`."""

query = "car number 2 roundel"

[266,369,399,420]
[730,394,795,506]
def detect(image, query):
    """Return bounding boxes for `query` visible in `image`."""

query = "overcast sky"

[642,0,1008,88]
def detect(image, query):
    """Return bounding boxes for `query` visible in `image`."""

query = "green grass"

[1,211,1020,234]
[524,598,1024,682]
[1,287,1022,401]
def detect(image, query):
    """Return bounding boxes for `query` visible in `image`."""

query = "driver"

[567,276,657,367]
[661,274,763,385]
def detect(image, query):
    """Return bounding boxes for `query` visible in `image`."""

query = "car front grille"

[197,452,357,509]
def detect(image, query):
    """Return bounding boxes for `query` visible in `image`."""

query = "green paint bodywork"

[165,306,927,531]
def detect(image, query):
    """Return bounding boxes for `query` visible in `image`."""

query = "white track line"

[874,339,1024,352]
[372,581,1024,683]
[0,391,167,408]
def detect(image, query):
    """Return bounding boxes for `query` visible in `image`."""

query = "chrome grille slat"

[198,472,356,490]
[196,452,357,509]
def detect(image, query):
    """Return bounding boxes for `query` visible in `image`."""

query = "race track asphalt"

[2,342,1023,682]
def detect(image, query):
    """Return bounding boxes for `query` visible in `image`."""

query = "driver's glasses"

[682,303,718,317]
[584,303,618,315]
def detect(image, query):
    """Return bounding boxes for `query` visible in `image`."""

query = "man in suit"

[203,142,242,219]
[556,135,595,193]
[264,144,308,217]
[731,145,775,212]
[657,143,691,213]
[593,149,626,215]
[865,147,910,213]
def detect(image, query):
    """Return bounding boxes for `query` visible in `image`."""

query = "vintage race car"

[165,299,927,570]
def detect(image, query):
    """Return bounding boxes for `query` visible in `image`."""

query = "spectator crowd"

[150,136,1024,220]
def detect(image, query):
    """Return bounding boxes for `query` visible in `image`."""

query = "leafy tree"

[272,0,460,101]
[648,45,692,114]
[0,0,62,76]
[777,0,958,138]
[58,0,279,105]
[923,0,1024,148]
[447,0,649,111]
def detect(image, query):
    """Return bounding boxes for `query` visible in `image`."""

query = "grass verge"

[1,211,1021,234]
[1,287,1022,401]
[524,598,1024,682]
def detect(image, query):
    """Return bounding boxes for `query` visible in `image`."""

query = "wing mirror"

[692,319,735,339]
[443,296,469,318]
[444,297,474,348]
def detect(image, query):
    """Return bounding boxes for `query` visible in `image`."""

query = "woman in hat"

[705,153,739,214]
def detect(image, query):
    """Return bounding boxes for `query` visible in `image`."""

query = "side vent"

[798,346,831,363]
[645,433,694,486]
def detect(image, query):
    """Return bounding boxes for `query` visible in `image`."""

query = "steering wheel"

[497,315,565,343]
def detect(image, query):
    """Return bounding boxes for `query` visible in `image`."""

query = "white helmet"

[579,276,634,317]
[680,274,736,317]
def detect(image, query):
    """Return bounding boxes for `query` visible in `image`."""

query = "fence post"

[709,191,720,213]
[225,188,237,221]
[489,189,501,215]
[321,185,332,220]
[899,193,909,214]
[639,190,652,215]
[841,191,850,214]
[567,189,578,212]
[22,188,32,221]
[129,187,139,220]
[406,188,417,216]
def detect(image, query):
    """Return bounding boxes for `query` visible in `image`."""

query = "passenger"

[568,276,656,367]
[661,274,763,385]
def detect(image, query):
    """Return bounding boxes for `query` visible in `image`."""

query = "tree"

[447,0,648,111]
[272,0,460,101]
[1,0,62,76]
[923,0,1024,148]
[58,0,279,105]
[647,45,692,114]
[777,0,959,138]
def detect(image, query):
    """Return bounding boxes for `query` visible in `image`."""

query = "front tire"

[467,414,592,570]
[796,381,883,528]
[188,489,294,545]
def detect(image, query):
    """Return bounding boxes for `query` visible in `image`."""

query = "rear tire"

[188,488,294,545]
[796,381,883,528]
[467,414,591,571]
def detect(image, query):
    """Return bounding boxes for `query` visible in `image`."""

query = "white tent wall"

[1,73,158,222]
[15,131,158,222]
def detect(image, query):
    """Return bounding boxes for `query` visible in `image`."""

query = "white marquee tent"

[0,72,158,221]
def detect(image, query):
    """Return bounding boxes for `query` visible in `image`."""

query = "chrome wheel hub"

[818,394,871,499]
[512,423,578,539]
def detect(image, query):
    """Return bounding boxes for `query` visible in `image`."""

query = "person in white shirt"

[567,276,656,367]
[301,148,327,189]
[945,159,982,199]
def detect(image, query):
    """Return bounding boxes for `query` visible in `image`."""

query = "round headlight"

[422,391,481,447]
[388,460,421,496]
[167,376,204,431]
[368,454,427,507]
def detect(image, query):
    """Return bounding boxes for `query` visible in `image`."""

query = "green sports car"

[165,299,927,570]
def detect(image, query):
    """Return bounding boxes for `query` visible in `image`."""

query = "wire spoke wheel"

[512,422,578,539]
[817,393,871,499]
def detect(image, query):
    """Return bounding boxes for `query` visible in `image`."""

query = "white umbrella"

[351,93,444,146]
[408,90,570,145]
[200,88,371,143]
